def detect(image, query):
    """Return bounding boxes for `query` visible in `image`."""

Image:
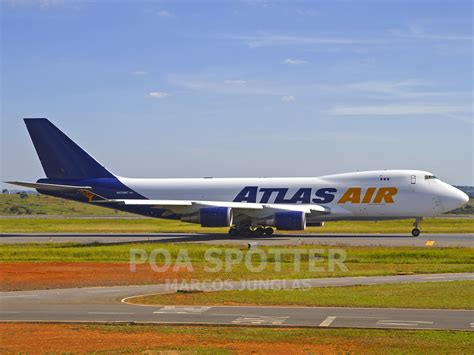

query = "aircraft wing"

[96,199,330,215]
[4,182,330,216]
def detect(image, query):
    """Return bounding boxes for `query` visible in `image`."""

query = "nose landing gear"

[412,218,423,237]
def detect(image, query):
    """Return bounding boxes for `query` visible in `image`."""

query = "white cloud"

[132,70,147,75]
[281,95,295,102]
[296,9,318,16]
[328,104,471,116]
[220,33,377,48]
[313,80,471,100]
[245,0,272,8]
[390,26,473,41]
[148,92,169,99]
[39,0,62,7]
[157,10,171,17]
[169,74,280,96]
[224,79,247,85]
[7,0,70,8]
[283,58,307,65]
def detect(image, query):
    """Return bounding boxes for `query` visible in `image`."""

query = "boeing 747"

[7,118,469,237]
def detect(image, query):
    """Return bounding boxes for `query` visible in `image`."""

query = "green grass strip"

[130,280,474,309]
[0,217,473,233]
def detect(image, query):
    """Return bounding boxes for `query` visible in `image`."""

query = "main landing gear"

[228,226,274,237]
[411,218,423,237]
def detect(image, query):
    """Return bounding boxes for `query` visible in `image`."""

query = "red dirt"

[0,323,360,354]
[0,262,194,291]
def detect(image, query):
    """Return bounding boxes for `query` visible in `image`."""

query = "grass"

[129,281,474,309]
[61,324,474,354]
[0,216,473,234]
[0,194,132,216]
[1,243,473,280]
[2,323,473,354]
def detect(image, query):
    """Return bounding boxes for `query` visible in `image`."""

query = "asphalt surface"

[1,273,473,330]
[1,233,473,247]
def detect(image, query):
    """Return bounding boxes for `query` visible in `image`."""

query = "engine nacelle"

[181,207,233,227]
[264,211,306,230]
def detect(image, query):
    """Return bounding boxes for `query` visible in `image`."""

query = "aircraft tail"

[24,118,115,180]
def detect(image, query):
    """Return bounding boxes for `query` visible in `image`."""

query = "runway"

[1,233,473,247]
[1,273,473,330]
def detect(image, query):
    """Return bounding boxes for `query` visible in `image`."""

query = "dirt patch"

[0,323,359,354]
[0,262,194,291]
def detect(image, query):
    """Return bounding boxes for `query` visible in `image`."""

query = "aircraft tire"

[264,227,274,236]
[411,228,421,237]
[254,226,265,237]
[228,227,239,237]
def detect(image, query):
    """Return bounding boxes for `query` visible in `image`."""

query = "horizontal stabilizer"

[5,181,92,191]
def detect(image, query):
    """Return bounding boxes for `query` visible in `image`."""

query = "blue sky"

[1,0,473,188]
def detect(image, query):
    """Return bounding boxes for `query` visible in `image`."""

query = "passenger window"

[411,175,416,184]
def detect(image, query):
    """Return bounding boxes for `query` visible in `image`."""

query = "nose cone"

[440,185,469,213]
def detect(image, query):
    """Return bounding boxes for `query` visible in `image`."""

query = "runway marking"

[232,316,289,325]
[319,316,336,327]
[87,289,127,293]
[0,311,20,314]
[88,312,135,315]
[153,306,211,314]
[470,323,474,328]
[0,294,38,299]
[377,320,434,327]
[426,276,446,279]
[450,275,474,279]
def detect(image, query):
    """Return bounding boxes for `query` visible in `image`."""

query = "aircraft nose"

[440,186,469,213]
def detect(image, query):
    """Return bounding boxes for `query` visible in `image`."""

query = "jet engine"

[263,211,306,230]
[181,207,233,227]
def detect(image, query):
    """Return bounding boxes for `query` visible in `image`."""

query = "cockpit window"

[424,175,437,180]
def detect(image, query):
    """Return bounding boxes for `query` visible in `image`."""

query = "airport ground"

[0,194,473,353]
[2,323,472,354]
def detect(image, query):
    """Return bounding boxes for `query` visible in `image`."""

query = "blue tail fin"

[24,118,114,179]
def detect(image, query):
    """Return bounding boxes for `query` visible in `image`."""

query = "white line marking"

[426,276,446,279]
[87,290,125,293]
[87,312,135,315]
[470,323,474,328]
[378,322,422,326]
[0,311,20,314]
[379,320,434,324]
[0,295,38,299]
[153,306,211,314]
[319,316,336,327]
[377,320,434,326]
[232,316,289,325]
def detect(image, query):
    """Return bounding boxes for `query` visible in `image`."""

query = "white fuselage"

[119,170,468,222]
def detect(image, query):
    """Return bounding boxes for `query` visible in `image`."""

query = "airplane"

[7,118,469,237]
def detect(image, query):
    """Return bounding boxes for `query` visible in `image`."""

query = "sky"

[1,0,473,189]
